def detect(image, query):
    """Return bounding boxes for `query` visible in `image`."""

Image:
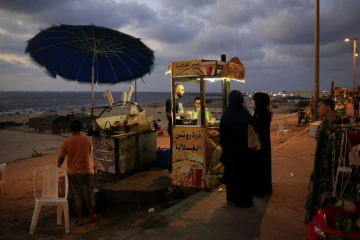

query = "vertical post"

[226,80,231,100]
[91,51,96,117]
[313,0,320,122]
[331,81,334,99]
[200,75,205,127]
[221,54,227,112]
[352,40,357,95]
[308,1,321,221]
[135,79,137,102]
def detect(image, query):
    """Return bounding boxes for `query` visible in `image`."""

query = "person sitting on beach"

[151,120,159,130]
[157,119,164,136]
[192,96,213,122]
[57,120,98,225]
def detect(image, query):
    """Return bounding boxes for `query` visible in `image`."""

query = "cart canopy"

[165,57,246,83]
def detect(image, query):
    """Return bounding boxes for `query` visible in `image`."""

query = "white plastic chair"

[29,166,69,235]
[0,163,8,195]
[276,119,292,142]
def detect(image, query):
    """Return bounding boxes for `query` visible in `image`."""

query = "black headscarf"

[253,92,270,109]
[221,90,250,131]
[253,92,272,117]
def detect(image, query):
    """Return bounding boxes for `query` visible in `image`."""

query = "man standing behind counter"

[193,96,213,122]
[165,83,186,177]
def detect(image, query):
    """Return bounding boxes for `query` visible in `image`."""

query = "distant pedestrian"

[152,120,159,130]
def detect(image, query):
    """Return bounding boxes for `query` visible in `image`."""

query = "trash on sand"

[290,173,294,176]
[148,208,155,213]
[218,188,223,192]
[32,149,43,157]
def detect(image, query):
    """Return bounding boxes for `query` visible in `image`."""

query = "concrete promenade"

[112,128,315,240]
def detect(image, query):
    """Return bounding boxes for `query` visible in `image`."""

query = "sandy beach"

[0,102,301,163]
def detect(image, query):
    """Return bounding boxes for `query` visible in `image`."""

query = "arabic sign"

[172,127,205,188]
[93,137,116,174]
[204,128,224,190]
[171,60,216,77]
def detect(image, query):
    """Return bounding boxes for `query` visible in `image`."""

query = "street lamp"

[345,37,360,95]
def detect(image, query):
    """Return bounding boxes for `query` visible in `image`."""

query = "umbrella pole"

[91,52,96,117]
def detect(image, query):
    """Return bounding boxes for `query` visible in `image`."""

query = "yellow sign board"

[172,127,205,188]
[171,60,216,77]
[171,60,201,77]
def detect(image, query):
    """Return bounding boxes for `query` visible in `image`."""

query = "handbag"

[248,124,261,151]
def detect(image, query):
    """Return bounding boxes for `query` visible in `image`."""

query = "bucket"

[157,148,170,168]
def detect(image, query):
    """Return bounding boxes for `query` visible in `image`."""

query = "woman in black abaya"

[252,92,273,197]
[219,90,253,208]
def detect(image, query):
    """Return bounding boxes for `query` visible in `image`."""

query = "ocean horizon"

[0,91,224,114]
[0,90,317,114]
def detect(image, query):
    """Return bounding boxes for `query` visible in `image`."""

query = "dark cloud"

[265,0,313,11]
[139,13,203,44]
[0,32,28,54]
[205,1,266,28]
[0,1,157,34]
[159,0,216,11]
[1,0,360,92]
[29,0,156,30]
[0,11,35,35]
[0,0,68,14]
[252,0,360,46]
[0,59,28,75]
[320,1,360,44]
[174,27,266,61]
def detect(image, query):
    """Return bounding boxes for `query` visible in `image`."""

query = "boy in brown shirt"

[57,120,97,225]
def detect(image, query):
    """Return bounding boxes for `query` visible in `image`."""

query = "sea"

[0,91,224,114]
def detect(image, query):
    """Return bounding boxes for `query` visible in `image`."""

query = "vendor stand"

[89,88,157,175]
[165,57,246,190]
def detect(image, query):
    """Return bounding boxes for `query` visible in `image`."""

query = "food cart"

[89,88,157,175]
[165,57,246,190]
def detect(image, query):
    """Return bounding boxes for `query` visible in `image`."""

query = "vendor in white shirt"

[192,96,213,122]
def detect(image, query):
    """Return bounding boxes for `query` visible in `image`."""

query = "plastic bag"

[130,103,139,115]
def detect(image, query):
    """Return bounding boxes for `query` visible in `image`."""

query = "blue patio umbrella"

[25,24,155,114]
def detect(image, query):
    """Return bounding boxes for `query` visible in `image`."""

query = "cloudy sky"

[0,0,359,93]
